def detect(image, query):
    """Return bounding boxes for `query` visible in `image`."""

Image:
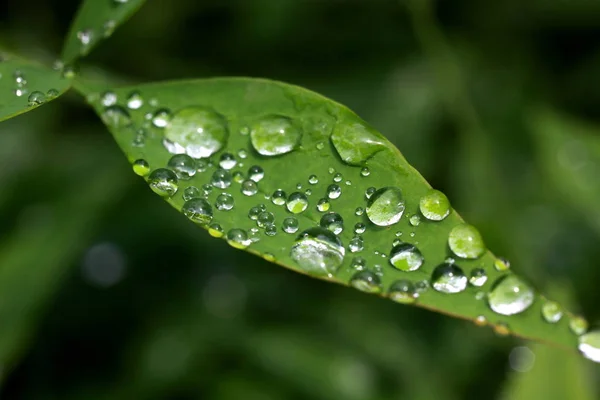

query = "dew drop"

[333,173,343,183]
[164,107,228,158]
[487,275,534,316]
[448,224,485,259]
[249,228,261,243]
[326,184,342,199]
[389,243,424,272]
[469,268,488,287]
[101,91,117,107]
[102,105,131,128]
[431,263,468,294]
[182,198,213,225]
[348,236,364,253]
[46,88,59,99]
[474,315,487,326]
[388,280,418,304]
[126,91,144,110]
[541,300,563,323]
[494,323,511,336]
[409,215,421,227]
[360,167,370,177]
[308,175,318,185]
[257,211,275,228]
[77,29,93,46]
[215,193,234,211]
[211,169,232,189]
[365,187,405,226]
[354,223,366,234]
[265,223,277,236]
[355,207,364,216]
[350,271,382,293]
[168,154,196,180]
[248,206,262,220]
[286,192,309,214]
[208,223,224,238]
[365,187,376,199]
[282,217,299,234]
[219,152,237,170]
[320,212,344,234]
[578,331,600,363]
[202,184,213,197]
[419,189,450,221]
[132,159,150,176]
[183,186,201,201]
[271,190,287,206]
[27,91,45,106]
[148,168,178,197]
[570,316,588,335]
[317,198,330,212]
[248,165,264,182]
[250,115,301,156]
[351,257,366,270]
[241,180,258,196]
[494,257,511,271]
[226,229,251,249]
[290,227,345,276]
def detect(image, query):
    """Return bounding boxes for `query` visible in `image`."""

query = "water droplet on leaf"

[168,154,196,180]
[448,224,485,259]
[227,229,251,249]
[350,271,382,293]
[388,280,418,304]
[469,268,488,287]
[165,107,228,158]
[366,187,405,227]
[290,227,345,276]
[541,300,563,323]
[27,91,45,106]
[182,198,213,224]
[250,115,301,156]
[487,275,534,316]
[320,212,344,234]
[389,243,424,272]
[578,331,600,363]
[286,192,309,214]
[132,159,150,176]
[419,189,450,221]
[215,193,234,211]
[431,263,468,293]
[148,168,178,197]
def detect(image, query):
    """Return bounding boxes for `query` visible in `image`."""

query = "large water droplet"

[320,212,344,234]
[165,107,228,158]
[182,198,213,224]
[168,154,196,180]
[419,189,450,221]
[250,115,301,156]
[487,275,534,316]
[331,121,386,165]
[431,263,467,294]
[148,168,178,197]
[448,224,485,259]
[286,192,308,214]
[578,331,600,363]
[290,227,345,276]
[389,243,423,272]
[388,280,418,304]
[365,187,405,226]
[350,271,382,293]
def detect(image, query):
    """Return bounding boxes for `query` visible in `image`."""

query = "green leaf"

[78,77,592,356]
[0,56,71,122]
[61,0,148,64]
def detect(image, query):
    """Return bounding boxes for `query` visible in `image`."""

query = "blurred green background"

[1,0,600,398]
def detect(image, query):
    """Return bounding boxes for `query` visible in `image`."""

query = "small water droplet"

[257,211,275,228]
[282,217,299,234]
[389,243,424,272]
[317,198,330,212]
[290,227,345,276]
[46,88,59,99]
[183,186,201,201]
[316,141,325,150]
[77,29,93,47]
[27,91,45,106]
[248,165,264,182]
[308,175,318,185]
[474,315,487,326]
[409,214,421,227]
[148,168,178,197]
[570,316,588,335]
[249,228,261,243]
[328,167,335,174]
[182,198,213,224]
[320,212,344,234]
[219,153,237,170]
[248,206,262,220]
[326,184,342,199]
[494,257,511,271]
[132,159,150,176]
[271,189,287,206]
[241,180,258,196]
[448,224,485,259]
[354,223,366,234]
[388,280,418,304]
[469,268,488,287]
[360,167,370,177]
[351,257,366,270]
[211,169,232,189]
[494,323,511,336]
[126,91,144,110]
[431,263,467,293]
[487,275,534,316]
[419,189,450,221]
[578,331,600,362]
[250,115,301,156]
[168,154,197,180]
[348,236,364,253]
[355,207,364,216]
[101,91,117,107]
[152,108,172,128]
[365,187,405,227]
[365,187,376,199]
[265,223,277,236]
[333,173,343,183]
[208,223,224,238]
[202,184,213,197]
[350,271,382,293]
[103,20,116,37]
[226,229,251,249]
[263,253,275,262]
[61,65,77,79]
[541,300,563,323]
[102,105,131,128]
[215,193,234,211]
[286,192,309,214]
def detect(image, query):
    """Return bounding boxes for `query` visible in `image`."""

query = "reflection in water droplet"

[250,115,301,156]
[208,223,224,237]
[27,91,45,106]
[215,193,234,211]
[317,198,330,212]
[431,263,467,294]
[541,300,563,323]
[419,189,450,221]
[183,186,200,201]
[132,159,150,176]
[360,167,370,177]
[350,271,382,293]
[487,275,534,316]
[248,165,264,182]
[286,192,309,214]
[366,187,405,227]
[257,212,275,228]
[101,91,117,107]
[469,268,488,287]
[570,316,588,335]
[282,217,299,234]
[389,243,423,272]
[226,229,251,249]
[182,198,213,224]
[327,184,342,199]
[290,227,345,276]
[351,257,366,270]
[333,173,343,183]
[219,152,237,170]
[168,154,196,180]
[448,224,485,259]
[211,169,232,189]
[271,189,287,206]
[578,331,600,362]
[148,169,178,197]
[388,280,418,304]
[320,212,344,234]
[309,175,319,185]
[165,107,228,158]
[241,180,258,196]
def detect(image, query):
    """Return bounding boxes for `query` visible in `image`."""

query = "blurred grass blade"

[0,162,128,372]
[0,56,71,122]
[61,0,148,64]
[77,77,592,355]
